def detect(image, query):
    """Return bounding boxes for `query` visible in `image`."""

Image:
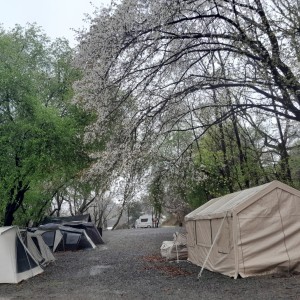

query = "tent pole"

[197,212,228,279]
[175,243,179,263]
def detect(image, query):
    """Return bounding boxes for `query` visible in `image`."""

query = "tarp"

[185,180,300,278]
[0,226,43,283]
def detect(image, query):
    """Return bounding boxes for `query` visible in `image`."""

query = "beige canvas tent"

[0,226,43,283]
[185,180,300,278]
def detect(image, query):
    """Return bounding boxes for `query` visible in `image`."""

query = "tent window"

[42,231,55,247]
[211,218,230,254]
[65,232,80,245]
[16,237,38,273]
[196,220,212,247]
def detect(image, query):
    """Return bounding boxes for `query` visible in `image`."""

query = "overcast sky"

[0,0,111,46]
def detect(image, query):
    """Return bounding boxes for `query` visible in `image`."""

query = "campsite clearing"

[1,227,300,299]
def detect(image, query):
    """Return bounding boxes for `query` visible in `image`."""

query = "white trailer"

[135,214,153,228]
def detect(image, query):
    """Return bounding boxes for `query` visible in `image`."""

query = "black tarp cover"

[41,214,92,225]
[63,222,104,245]
[37,224,96,251]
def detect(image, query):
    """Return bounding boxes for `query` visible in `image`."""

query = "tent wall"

[0,227,43,284]
[237,188,300,277]
[58,227,96,251]
[26,232,55,266]
[186,217,235,277]
[0,228,17,283]
[279,189,300,270]
[26,234,44,264]
[77,231,96,250]
[34,235,55,264]
[63,222,104,245]
[34,229,63,252]
[36,225,96,252]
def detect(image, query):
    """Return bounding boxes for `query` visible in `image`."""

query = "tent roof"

[0,226,15,235]
[38,223,86,234]
[63,222,95,228]
[185,180,300,220]
[41,214,92,225]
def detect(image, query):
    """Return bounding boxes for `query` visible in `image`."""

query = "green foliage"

[187,184,210,210]
[288,145,300,189]
[0,24,90,226]
[187,121,273,207]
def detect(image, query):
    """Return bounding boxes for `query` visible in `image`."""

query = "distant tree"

[126,200,143,228]
[289,144,300,189]
[91,193,116,229]
[148,172,164,219]
[111,164,141,230]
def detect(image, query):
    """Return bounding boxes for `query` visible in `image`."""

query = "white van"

[135,214,153,228]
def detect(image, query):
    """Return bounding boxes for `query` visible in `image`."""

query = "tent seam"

[237,216,246,276]
[276,188,291,273]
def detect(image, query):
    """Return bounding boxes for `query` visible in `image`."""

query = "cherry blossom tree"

[73,0,300,214]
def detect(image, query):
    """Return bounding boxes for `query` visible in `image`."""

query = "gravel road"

[1,226,300,300]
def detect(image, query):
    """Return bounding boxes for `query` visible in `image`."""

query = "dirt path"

[1,227,300,299]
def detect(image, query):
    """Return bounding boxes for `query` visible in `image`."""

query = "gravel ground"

[1,226,300,300]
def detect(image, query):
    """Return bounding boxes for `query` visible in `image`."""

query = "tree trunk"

[218,119,234,192]
[231,113,250,188]
[4,203,16,226]
[4,185,28,226]
[273,112,292,183]
[112,202,125,230]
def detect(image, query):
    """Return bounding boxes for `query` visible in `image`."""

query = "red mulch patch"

[142,255,191,277]
[142,255,166,263]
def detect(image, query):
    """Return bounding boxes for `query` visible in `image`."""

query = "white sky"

[0,0,111,46]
